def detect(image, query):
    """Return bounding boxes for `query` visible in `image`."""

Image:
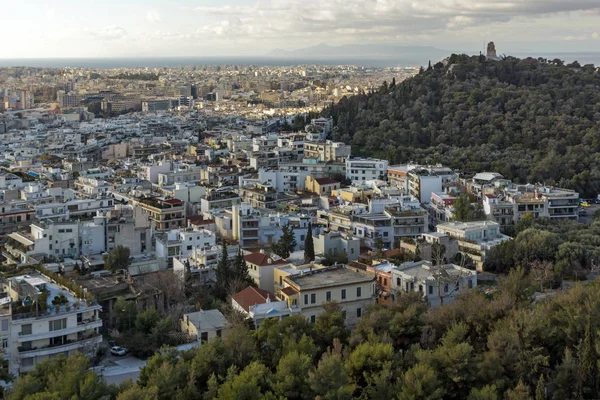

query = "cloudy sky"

[3,0,600,58]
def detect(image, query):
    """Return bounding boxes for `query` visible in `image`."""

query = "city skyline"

[3,0,600,59]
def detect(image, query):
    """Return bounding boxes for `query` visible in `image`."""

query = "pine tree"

[273,225,297,259]
[304,223,315,264]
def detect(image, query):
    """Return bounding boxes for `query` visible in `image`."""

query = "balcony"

[18,334,102,358]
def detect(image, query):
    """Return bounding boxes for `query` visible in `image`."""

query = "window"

[21,357,34,367]
[310,315,316,323]
[187,245,192,251]
[341,289,346,300]
[418,285,423,292]
[357,308,362,318]
[21,341,32,350]
[428,286,433,295]
[444,284,449,293]
[383,278,387,286]
[468,279,473,289]
[216,330,222,337]
[279,276,283,286]
[1,339,7,348]
[66,229,72,233]
[326,291,331,302]
[21,324,32,335]
[356,287,362,297]
[396,277,401,286]
[342,310,346,319]
[49,244,53,251]
[310,293,316,304]
[304,294,309,305]
[455,281,460,291]
[49,318,67,331]
[410,282,414,291]
[1,319,7,331]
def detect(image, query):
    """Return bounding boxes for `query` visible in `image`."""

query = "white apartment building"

[436,220,511,271]
[346,158,388,182]
[155,226,217,270]
[1,273,102,376]
[4,218,106,265]
[313,231,361,261]
[391,260,477,307]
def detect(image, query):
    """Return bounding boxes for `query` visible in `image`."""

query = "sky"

[3,0,600,58]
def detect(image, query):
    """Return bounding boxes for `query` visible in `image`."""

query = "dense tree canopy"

[9,275,600,400]
[326,55,600,197]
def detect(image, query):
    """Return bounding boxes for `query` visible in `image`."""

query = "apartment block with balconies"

[2,273,102,376]
[138,197,185,230]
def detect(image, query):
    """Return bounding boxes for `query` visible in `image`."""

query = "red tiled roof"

[232,286,274,312]
[314,178,339,185]
[244,252,289,267]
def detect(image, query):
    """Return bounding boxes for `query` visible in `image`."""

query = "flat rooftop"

[286,265,374,290]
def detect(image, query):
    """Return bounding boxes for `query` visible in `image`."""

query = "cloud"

[87,25,128,40]
[146,10,162,23]
[189,0,600,43]
[592,32,599,39]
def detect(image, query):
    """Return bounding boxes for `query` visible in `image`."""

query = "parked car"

[110,346,127,356]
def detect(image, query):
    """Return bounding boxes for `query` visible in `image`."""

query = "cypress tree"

[215,238,231,300]
[234,248,252,287]
[304,223,315,264]
[578,316,598,398]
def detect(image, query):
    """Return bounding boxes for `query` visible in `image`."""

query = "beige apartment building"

[278,265,376,326]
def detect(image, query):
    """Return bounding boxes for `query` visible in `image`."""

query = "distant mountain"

[266,43,453,66]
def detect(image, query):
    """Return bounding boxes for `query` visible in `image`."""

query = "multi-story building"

[200,191,241,213]
[346,158,388,182]
[384,202,429,244]
[155,226,216,269]
[278,159,346,180]
[436,220,510,271]
[3,218,107,265]
[305,176,341,196]
[304,140,351,162]
[244,251,291,293]
[239,183,278,210]
[482,194,514,227]
[0,201,34,239]
[391,260,477,307]
[278,264,376,326]
[2,273,102,376]
[141,99,177,112]
[427,192,457,228]
[313,231,360,261]
[138,197,185,230]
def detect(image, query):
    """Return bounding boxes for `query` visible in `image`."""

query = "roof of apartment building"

[232,286,274,312]
[285,264,375,290]
[244,252,289,267]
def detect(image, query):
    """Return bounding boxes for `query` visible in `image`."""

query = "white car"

[110,346,126,356]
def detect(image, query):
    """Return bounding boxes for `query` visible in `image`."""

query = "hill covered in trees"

[6,275,600,399]
[325,55,600,197]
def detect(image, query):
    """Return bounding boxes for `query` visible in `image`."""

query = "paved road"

[94,354,147,385]
[579,204,599,225]
[104,371,140,386]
